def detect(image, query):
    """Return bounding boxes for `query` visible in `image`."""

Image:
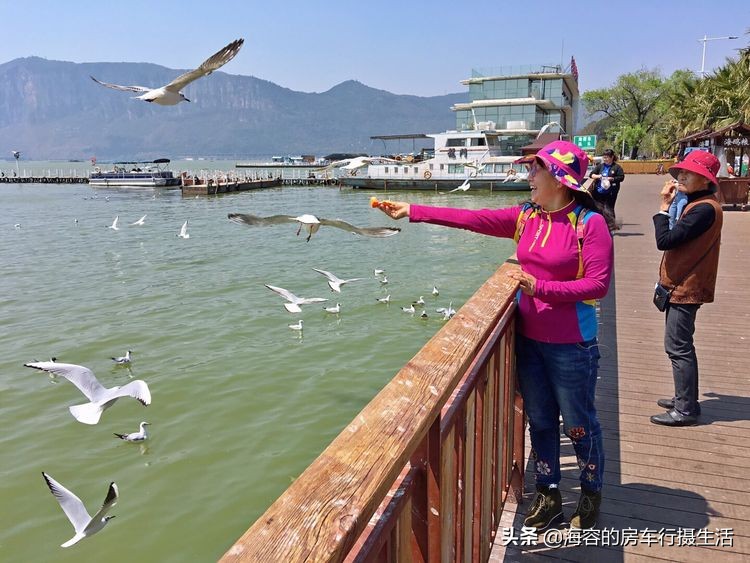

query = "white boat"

[88,158,181,188]
[340,63,581,191]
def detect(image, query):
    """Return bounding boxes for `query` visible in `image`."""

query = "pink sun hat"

[669,150,720,187]
[515,140,591,191]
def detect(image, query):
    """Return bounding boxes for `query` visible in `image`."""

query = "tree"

[582,69,667,159]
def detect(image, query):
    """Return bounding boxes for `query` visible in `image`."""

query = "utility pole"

[699,34,739,77]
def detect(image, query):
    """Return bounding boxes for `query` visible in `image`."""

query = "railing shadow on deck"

[220,258,526,562]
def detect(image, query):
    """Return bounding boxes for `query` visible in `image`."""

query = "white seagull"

[90,39,244,106]
[265,284,327,313]
[324,303,341,314]
[316,156,401,173]
[42,472,118,548]
[312,268,363,293]
[436,302,457,320]
[374,269,385,276]
[432,286,440,296]
[379,276,389,285]
[228,213,400,242]
[448,177,472,193]
[114,421,150,442]
[413,296,425,306]
[111,350,132,365]
[24,361,151,425]
[401,304,415,314]
[131,214,147,226]
[108,216,119,231]
[288,320,304,331]
[178,220,190,239]
[376,295,391,304]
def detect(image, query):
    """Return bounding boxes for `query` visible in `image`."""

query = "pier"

[221,175,749,561]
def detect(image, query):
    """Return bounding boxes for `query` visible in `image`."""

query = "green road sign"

[573,135,597,151]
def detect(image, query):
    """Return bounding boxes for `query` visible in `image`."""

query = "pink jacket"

[409,201,613,343]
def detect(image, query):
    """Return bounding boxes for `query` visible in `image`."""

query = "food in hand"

[370,197,396,210]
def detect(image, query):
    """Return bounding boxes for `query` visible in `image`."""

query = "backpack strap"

[513,203,536,243]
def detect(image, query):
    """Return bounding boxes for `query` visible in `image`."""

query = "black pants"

[664,303,701,416]
[592,188,619,219]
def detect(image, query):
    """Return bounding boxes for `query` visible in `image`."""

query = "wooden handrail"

[221,258,523,562]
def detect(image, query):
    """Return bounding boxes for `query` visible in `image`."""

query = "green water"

[0,171,522,562]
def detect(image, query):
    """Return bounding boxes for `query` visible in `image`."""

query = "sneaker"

[523,485,563,530]
[570,488,601,529]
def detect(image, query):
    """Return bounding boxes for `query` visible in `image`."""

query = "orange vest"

[659,195,722,304]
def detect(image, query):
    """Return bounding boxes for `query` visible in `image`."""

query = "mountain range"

[0,57,466,160]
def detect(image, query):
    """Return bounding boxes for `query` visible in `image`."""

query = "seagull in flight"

[114,421,150,442]
[24,361,151,425]
[312,268,363,293]
[316,156,401,173]
[42,472,118,548]
[436,302,457,320]
[131,214,147,226]
[108,216,119,231]
[228,213,400,242]
[177,220,190,239]
[111,350,132,365]
[265,284,327,313]
[448,177,472,193]
[90,39,244,105]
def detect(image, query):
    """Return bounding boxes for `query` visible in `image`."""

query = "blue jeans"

[516,334,604,492]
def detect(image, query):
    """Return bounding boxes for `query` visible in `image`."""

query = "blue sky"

[1,0,747,96]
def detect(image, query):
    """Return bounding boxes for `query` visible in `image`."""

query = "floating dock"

[181,177,282,196]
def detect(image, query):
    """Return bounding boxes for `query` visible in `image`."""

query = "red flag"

[570,56,579,83]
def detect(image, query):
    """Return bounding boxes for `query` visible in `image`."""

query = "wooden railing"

[221,258,525,562]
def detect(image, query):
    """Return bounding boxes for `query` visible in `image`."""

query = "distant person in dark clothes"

[589,149,625,222]
[651,150,723,427]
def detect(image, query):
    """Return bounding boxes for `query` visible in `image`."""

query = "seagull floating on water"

[24,361,151,425]
[114,421,150,442]
[228,213,400,242]
[323,303,341,314]
[376,295,391,304]
[90,39,244,105]
[432,286,440,296]
[413,296,425,306]
[42,472,118,548]
[401,304,415,314]
[111,350,132,365]
[131,214,147,226]
[265,284,327,313]
[312,268,363,293]
[14,223,21,229]
[178,220,190,239]
[379,276,389,285]
[420,310,429,319]
[288,320,304,331]
[108,216,119,231]
[374,269,385,276]
[437,302,457,320]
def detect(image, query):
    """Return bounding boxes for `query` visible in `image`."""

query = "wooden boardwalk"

[490,175,750,562]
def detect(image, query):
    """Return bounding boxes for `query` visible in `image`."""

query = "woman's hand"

[507,270,537,296]
[591,173,602,179]
[377,201,410,220]
[659,180,677,212]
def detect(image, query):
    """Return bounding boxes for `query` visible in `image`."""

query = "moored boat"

[88,158,181,188]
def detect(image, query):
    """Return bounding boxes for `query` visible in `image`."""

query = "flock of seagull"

[25,351,150,547]
[19,36,466,549]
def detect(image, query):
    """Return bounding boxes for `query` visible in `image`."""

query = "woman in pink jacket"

[377,140,614,530]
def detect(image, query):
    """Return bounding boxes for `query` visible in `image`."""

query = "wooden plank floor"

[490,175,750,562]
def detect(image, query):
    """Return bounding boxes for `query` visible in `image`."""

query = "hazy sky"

[1,0,747,96]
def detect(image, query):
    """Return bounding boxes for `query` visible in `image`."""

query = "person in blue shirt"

[589,149,626,221]
[666,178,688,228]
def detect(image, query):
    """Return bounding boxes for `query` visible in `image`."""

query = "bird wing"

[314,158,352,172]
[112,380,151,406]
[265,284,298,303]
[42,473,91,533]
[297,297,328,305]
[25,362,106,401]
[85,482,118,534]
[311,268,338,283]
[228,213,297,227]
[179,221,188,236]
[318,218,401,237]
[164,38,244,91]
[90,76,150,94]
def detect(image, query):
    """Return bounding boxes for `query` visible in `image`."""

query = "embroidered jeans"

[516,334,604,492]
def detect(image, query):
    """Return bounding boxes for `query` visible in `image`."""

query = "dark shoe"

[657,398,701,415]
[650,408,698,426]
[524,485,563,530]
[570,489,601,529]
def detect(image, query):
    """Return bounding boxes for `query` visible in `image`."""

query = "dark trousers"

[664,303,701,415]
[592,189,619,219]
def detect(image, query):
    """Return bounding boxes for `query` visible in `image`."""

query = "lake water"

[0,168,522,562]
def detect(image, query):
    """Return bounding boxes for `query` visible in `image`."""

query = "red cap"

[670,150,719,187]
